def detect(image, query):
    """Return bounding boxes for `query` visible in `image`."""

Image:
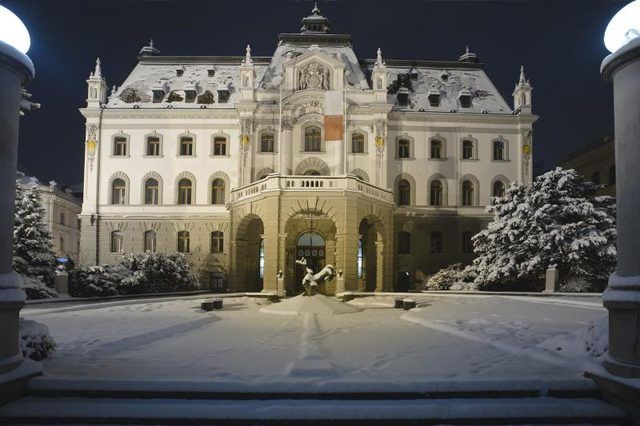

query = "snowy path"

[22,294,606,386]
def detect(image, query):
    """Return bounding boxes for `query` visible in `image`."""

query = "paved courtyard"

[22,294,606,388]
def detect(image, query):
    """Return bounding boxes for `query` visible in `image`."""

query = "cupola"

[300,3,330,33]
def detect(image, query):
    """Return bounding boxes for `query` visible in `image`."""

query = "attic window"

[185,90,196,103]
[208,69,215,77]
[428,92,440,107]
[152,90,164,103]
[460,95,472,108]
[397,87,409,107]
[176,69,184,77]
[410,68,419,80]
[217,89,229,103]
[440,70,449,82]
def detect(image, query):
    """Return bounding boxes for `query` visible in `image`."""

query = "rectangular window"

[351,134,365,153]
[176,69,184,77]
[462,141,473,159]
[213,137,227,156]
[431,141,442,159]
[152,90,164,103]
[398,140,410,158]
[208,69,215,77]
[260,134,274,153]
[114,137,127,156]
[185,90,196,103]
[59,212,65,225]
[180,137,194,156]
[147,137,160,156]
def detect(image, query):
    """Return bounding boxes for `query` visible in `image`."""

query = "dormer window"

[217,89,229,103]
[185,90,196,103]
[207,69,215,77]
[440,70,449,82]
[428,91,440,107]
[410,68,419,80]
[397,87,409,107]
[176,69,184,77]
[459,88,472,108]
[152,90,164,103]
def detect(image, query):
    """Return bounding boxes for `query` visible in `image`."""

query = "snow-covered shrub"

[424,264,464,291]
[118,252,200,294]
[119,87,142,103]
[449,281,479,291]
[13,182,56,288]
[21,275,57,300]
[166,91,183,102]
[472,168,616,290]
[69,252,199,297]
[69,264,131,297]
[197,90,214,104]
[20,319,55,361]
[559,276,593,293]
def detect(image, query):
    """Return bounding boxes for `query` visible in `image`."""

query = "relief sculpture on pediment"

[298,63,329,91]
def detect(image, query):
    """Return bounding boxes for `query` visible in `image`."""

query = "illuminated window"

[357,238,364,279]
[259,238,265,279]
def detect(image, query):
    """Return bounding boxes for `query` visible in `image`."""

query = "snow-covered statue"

[295,257,335,296]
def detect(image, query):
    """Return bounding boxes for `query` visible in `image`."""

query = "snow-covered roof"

[106,57,269,108]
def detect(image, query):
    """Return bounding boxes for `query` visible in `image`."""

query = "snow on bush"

[20,319,56,361]
[558,276,593,293]
[21,274,57,300]
[472,168,616,290]
[69,252,200,297]
[424,264,465,291]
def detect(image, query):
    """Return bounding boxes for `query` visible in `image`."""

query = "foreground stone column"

[0,40,34,374]
[601,37,640,378]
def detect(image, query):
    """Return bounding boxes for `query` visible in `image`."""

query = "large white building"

[79,5,537,294]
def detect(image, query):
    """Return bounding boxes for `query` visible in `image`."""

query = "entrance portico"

[229,174,394,295]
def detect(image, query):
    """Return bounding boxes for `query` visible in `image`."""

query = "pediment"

[282,48,346,91]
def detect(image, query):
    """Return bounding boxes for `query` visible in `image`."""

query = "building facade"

[559,135,615,196]
[19,175,82,263]
[79,6,537,294]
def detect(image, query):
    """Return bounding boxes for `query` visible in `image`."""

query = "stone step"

[25,376,604,400]
[0,395,629,425]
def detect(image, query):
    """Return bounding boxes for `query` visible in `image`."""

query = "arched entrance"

[234,215,265,292]
[295,232,326,294]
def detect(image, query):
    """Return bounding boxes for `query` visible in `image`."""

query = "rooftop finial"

[465,45,470,55]
[375,47,385,67]
[243,44,253,66]
[312,2,320,15]
[300,2,330,33]
[93,58,102,79]
[149,39,154,48]
[519,65,527,84]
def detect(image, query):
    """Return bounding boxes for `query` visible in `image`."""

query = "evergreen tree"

[13,182,56,286]
[471,168,616,289]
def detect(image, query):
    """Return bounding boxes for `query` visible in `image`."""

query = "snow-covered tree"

[13,182,56,286]
[472,168,616,289]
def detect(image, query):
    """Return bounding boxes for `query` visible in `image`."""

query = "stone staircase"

[0,376,631,425]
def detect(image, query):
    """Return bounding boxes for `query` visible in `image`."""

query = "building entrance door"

[295,232,326,294]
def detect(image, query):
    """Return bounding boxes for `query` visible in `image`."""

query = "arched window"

[397,139,410,158]
[211,231,224,254]
[462,232,474,254]
[114,136,128,156]
[591,171,601,185]
[397,179,411,206]
[177,231,190,253]
[177,178,193,205]
[144,178,159,205]
[179,136,194,156]
[492,180,506,198]
[211,178,225,204]
[493,140,505,160]
[111,178,126,205]
[351,133,365,153]
[146,136,161,156]
[462,180,475,206]
[144,230,157,252]
[260,133,274,153]
[111,231,124,253]
[304,126,322,152]
[430,180,443,206]
[609,166,616,185]
[430,232,443,253]
[430,139,443,159]
[462,140,474,159]
[213,136,227,156]
[398,231,411,254]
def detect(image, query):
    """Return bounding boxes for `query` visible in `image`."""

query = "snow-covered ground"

[21,294,607,388]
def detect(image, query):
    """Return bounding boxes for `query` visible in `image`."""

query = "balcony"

[230,173,395,204]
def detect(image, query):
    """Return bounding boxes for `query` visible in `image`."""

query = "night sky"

[3,0,625,188]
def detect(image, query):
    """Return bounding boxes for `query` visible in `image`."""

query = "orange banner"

[324,115,343,141]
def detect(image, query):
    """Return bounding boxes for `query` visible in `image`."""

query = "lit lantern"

[604,0,640,53]
[241,134,250,145]
[86,139,97,154]
[0,5,31,54]
[375,136,385,147]
[522,144,532,155]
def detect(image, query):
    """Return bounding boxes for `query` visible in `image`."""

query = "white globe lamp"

[0,5,30,54]
[604,0,640,53]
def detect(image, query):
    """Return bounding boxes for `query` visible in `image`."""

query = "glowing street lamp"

[0,5,35,377]
[598,0,640,379]
[0,5,31,54]
[604,0,640,53]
